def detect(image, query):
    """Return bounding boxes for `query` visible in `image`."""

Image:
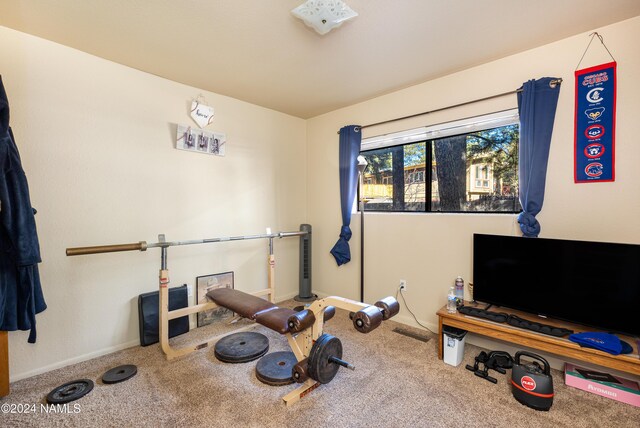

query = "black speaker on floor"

[138,284,189,346]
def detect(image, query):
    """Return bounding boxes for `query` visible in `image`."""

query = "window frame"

[359,109,521,215]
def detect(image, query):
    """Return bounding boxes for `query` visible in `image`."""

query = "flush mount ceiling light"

[292,0,358,35]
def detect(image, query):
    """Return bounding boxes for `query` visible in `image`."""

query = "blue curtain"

[330,125,362,265]
[517,78,560,237]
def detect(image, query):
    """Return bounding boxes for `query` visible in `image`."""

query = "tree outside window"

[360,124,520,213]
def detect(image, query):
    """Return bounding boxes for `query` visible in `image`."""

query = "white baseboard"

[12,339,140,382]
[303,290,440,333]
[391,314,439,334]
[15,290,302,382]
[276,290,301,302]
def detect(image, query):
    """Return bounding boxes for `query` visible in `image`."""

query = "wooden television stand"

[437,301,640,376]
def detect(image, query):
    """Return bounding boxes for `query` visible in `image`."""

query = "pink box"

[565,363,640,407]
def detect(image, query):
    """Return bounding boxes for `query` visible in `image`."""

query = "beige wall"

[0,26,307,380]
[306,15,640,357]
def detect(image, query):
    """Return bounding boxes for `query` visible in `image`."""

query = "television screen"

[473,234,640,336]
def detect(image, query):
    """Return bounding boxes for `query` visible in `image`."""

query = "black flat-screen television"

[473,234,640,337]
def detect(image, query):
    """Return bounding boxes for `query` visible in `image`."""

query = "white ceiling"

[1,1,640,118]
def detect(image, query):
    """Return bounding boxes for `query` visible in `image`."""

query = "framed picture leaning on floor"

[196,271,234,327]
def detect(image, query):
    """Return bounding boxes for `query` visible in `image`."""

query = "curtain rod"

[338,78,562,134]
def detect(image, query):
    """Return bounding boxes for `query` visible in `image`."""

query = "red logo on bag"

[521,376,536,391]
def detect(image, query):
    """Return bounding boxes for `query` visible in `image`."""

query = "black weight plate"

[214,331,269,363]
[47,379,94,404]
[255,351,297,386]
[308,333,342,384]
[102,364,138,384]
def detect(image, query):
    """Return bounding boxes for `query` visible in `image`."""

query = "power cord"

[395,288,437,335]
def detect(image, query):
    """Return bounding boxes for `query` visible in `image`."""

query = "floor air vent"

[392,327,432,343]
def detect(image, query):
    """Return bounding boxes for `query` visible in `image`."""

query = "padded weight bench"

[207,287,335,334]
[206,288,400,405]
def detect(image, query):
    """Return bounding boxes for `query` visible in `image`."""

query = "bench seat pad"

[207,288,336,335]
[206,288,275,319]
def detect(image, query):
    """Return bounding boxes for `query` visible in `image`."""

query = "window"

[474,165,489,188]
[360,110,521,213]
[408,171,424,184]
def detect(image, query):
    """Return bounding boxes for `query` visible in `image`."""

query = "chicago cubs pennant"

[574,62,616,183]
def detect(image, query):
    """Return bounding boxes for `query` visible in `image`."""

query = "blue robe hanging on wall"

[0,77,46,343]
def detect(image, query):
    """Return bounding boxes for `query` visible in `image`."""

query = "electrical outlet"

[399,279,407,292]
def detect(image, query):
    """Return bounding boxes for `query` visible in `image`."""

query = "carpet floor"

[2,300,639,427]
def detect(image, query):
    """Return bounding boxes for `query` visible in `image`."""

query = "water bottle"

[447,287,457,313]
[455,276,464,305]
